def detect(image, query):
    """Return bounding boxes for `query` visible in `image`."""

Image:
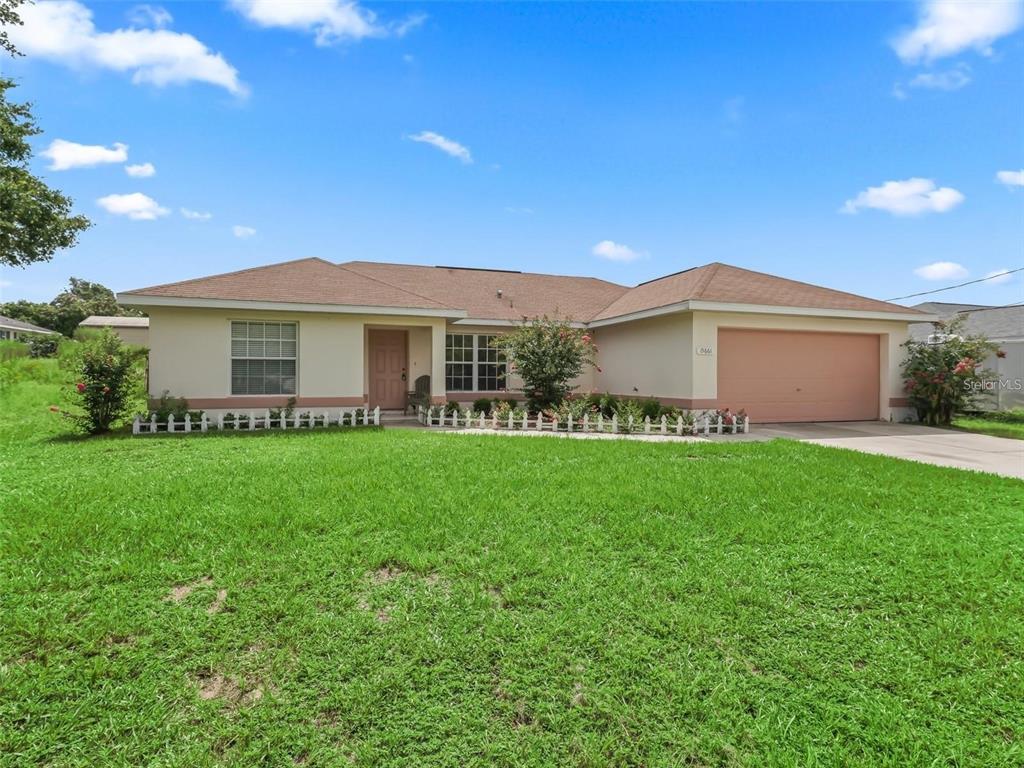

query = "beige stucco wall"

[147,307,447,407]
[592,314,693,400]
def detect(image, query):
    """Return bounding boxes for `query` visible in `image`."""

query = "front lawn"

[2,375,1023,766]
[953,410,1024,441]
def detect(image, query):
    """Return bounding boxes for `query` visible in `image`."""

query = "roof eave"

[117,293,468,319]
[588,300,934,327]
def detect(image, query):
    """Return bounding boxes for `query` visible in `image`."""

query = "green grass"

[2,369,1023,767]
[953,412,1024,441]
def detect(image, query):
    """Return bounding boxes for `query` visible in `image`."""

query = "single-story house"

[78,315,150,347]
[910,302,1023,411]
[0,314,57,341]
[117,258,930,423]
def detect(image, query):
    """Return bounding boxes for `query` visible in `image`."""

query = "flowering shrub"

[64,330,142,434]
[490,317,598,411]
[901,318,1000,426]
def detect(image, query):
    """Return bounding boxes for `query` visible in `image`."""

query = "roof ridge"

[691,262,722,299]
[121,257,327,295]
[343,259,629,288]
[331,263,456,310]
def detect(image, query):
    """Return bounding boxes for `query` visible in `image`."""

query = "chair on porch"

[405,374,431,415]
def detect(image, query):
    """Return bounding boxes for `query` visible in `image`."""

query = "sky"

[1,0,1022,309]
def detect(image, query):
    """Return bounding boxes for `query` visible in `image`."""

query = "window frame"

[445,333,507,393]
[229,319,299,397]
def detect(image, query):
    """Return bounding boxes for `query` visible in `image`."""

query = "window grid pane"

[231,321,297,395]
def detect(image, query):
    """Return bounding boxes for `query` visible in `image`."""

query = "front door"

[368,330,407,409]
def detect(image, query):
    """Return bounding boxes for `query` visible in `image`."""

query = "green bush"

[502,397,518,409]
[445,400,461,415]
[491,317,598,411]
[65,330,143,434]
[902,317,1000,425]
[585,392,619,418]
[27,334,60,358]
[473,397,494,415]
[638,398,661,421]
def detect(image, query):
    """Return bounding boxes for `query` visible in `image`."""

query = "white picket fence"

[133,407,380,435]
[416,405,747,436]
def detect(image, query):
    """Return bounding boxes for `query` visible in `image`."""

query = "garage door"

[717,329,879,423]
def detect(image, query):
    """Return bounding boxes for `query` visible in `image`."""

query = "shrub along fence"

[133,407,380,435]
[417,405,747,436]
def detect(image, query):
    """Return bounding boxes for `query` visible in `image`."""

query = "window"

[445,333,507,391]
[0,330,9,340]
[231,321,297,395]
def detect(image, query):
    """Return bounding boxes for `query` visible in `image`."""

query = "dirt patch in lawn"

[165,576,214,603]
[206,589,228,615]
[196,671,263,708]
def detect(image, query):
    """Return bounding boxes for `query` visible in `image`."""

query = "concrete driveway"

[750,421,1024,479]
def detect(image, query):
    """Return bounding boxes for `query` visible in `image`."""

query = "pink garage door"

[717,329,880,423]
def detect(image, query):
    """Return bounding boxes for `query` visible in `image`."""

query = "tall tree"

[1,0,92,268]
[1,277,142,337]
[0,0,23,58]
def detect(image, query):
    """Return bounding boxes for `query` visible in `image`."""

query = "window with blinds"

[230,321,297,395]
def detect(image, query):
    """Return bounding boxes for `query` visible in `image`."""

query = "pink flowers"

[76,382,86,393]
[953,357,976,375]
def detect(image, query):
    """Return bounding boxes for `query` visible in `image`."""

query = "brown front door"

[368,330,407,409]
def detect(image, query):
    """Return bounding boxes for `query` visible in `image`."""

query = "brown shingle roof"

[121,258,454,311]
[121,258,923,321]
[591,263,923,321]
[340,261,628,322]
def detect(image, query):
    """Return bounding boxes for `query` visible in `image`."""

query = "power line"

[885,267,1024,302]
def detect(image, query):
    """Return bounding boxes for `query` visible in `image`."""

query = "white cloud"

[97,192,169,220]
[892,0,1023,63]
[229,0,423,46]
[908,65,972,91]
[996,169,1024,188]
[11,1,246,95]
[40,139,127,171]
[232,225,256,238]
[125,162,155,178]
[914,261,968,281]
[592,240,645,263]
[985,268,1014,285]
[128,4,172,29]
[181,208,212,221]
[841,178,964,216]
[408,131,472,163]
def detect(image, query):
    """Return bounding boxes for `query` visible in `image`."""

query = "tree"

[901,317,1002,426]
[490,316,598,411]
[0,0,24,58]
[0,277,142,337]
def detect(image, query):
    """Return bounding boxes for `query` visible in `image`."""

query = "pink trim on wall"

[430,395,447,405]
[889,397,910,407]
[159,396,366,409]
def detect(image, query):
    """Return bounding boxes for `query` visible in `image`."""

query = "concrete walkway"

[744,421,1024,480]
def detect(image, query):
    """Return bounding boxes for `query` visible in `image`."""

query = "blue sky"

[1,0,1022,308]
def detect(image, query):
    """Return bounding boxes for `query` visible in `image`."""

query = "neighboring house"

[0,314,57,341]
[117,259,930,423]
[910,302,1024,411]
[78,315,150,347]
